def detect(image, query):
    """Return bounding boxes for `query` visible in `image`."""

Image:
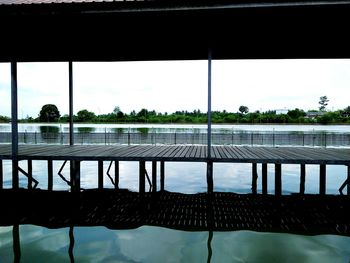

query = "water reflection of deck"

[0,144,350,164]
[1,189,350,236]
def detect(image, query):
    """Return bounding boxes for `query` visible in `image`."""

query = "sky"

[0,59,350,118]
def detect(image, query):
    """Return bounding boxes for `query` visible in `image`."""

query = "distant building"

[306,111,325,118]
[275,109,289,115]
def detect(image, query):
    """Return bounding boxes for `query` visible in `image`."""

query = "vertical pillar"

[207,161,213,193]
[0,159,3,190]
[347,165,350,195]
[70,160,80,192]
[160,161,165,191]
[252,163,258,194]
[13,225,21,263]
[98,160,103,190]
[207,48,212,158]
[11,61,19,189]
[48,160,53,191]
[319,164,326,195]
[68,226,75,263]
[139,161,145,194]
[115,161,119,189]
[27,160,32,190]
[300,164,306,194]
[262,163,268,195]
[69,61,74,146]
[152,161,157,193]
[275,163,282,196]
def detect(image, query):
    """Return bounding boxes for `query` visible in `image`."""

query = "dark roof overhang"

[1,1,350,62]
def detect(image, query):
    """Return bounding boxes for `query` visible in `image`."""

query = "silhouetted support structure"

[300,164,306,194]
[152,161,157,193]
[275,164,282,196]
[160,161,165,191]
[0,159,3,189]
[320,164,326,195]
[252,163,258,194]
[71,161,80,192]
[11,61,18,190]
[48,160,53,191]
[139,161,146,196]
[68,226,75,263]
[262,163,268,195]
[115,161,119,189]
[98,160,103,190]
[13,225,20,263]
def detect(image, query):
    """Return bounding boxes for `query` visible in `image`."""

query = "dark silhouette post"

[11,61,19,189]
[252,163,258,194]
[68,226,75,263]
[13,225,21,263]
[262,163,268,194]
[300,164,306,194]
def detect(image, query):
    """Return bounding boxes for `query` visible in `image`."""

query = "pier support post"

[13,225,21,263]
[275,163,282,196]
[11,61,19,190]
[98,160,103,190]
[48,160,53,191]
[115,161,119,189]
[300,164,306,194]
[27,160,32,190]
[160,161,165,191]
[348,165,350,195]
[0,159,3,190]
[139,161,146,195]
[70,160,81,192]
[152,161,157,193]
[320,164,326,195]
[207,161,213,193]
[262,163,268,195]
[252,163,258,194]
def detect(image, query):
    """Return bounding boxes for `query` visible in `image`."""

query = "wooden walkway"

[1,189,350,236]
[0,144,350,164]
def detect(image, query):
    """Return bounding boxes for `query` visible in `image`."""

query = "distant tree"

[113,106,120,115]
[0,115,10,123]
[238,106,249,114]
[76,109,96,122]
[319,96,329,111]
[287,108,306,119]
[39,104,60,122]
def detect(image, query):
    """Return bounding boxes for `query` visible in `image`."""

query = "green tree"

[76,109,96,122]
[39,104,60,122]
[238,105,249,114]
[319,96,329,111]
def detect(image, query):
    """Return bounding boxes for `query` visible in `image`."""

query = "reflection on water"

[1,225,350,263]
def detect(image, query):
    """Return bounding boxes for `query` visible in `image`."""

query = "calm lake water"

[1,124,350,262]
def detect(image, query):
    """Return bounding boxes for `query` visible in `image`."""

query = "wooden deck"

[1,189,350,236]
[0,144,350,164]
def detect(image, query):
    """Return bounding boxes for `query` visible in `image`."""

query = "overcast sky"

[0,59,350,118]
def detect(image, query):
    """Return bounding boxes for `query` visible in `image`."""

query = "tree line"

[1,103,349,125]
